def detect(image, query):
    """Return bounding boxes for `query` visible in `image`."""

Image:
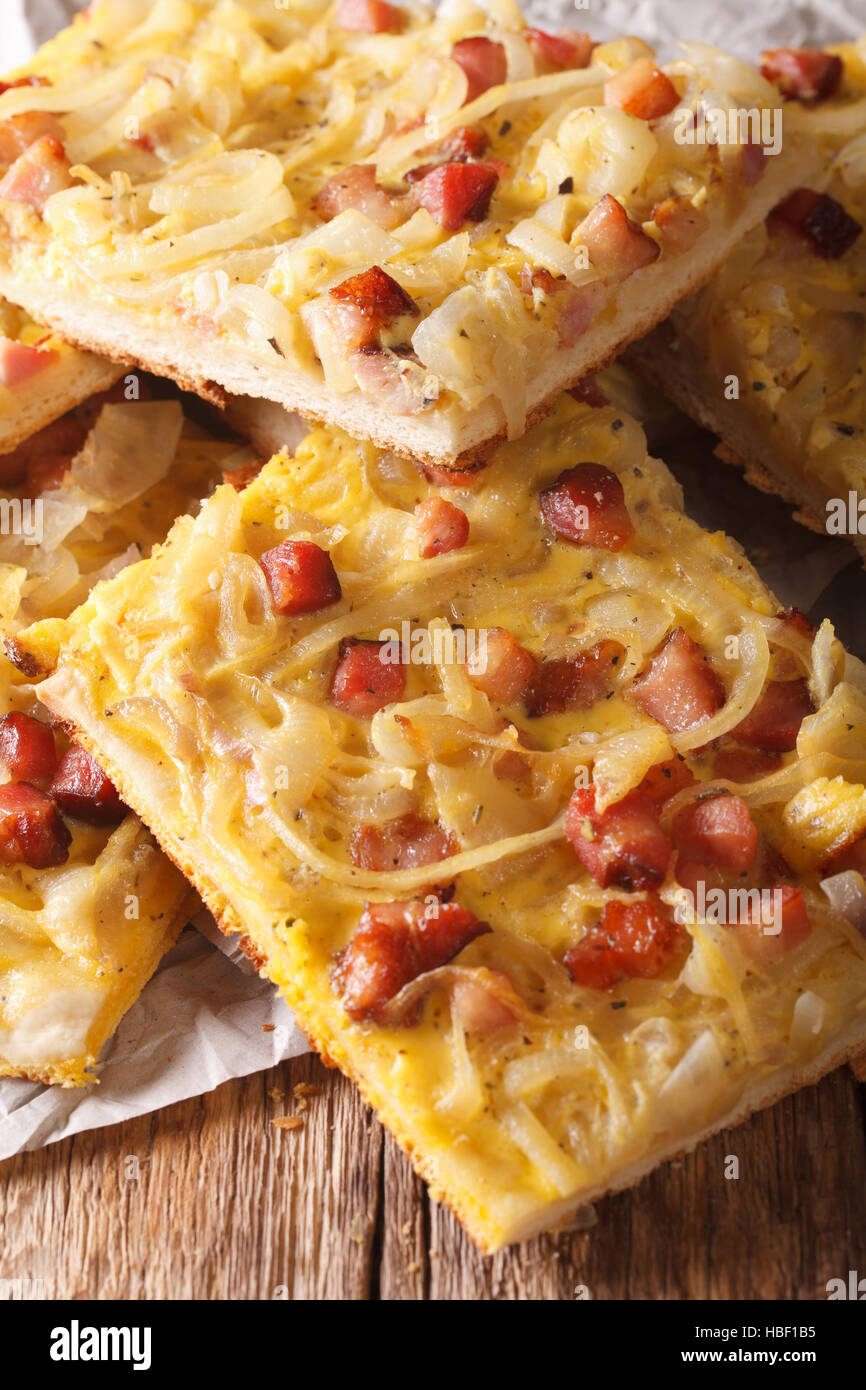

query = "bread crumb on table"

[272,1116,304,1132]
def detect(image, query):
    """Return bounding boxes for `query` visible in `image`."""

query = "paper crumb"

[262,1024,276,1032]
[273,1115,304,1132]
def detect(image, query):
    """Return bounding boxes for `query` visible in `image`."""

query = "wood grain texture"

[1,1055,864,1300]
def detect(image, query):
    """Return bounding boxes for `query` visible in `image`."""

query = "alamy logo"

[0,496,42,546]
[379,621,488,669]
[675,883,784,932]
[50,1320,152,1371]
[674,106,782,156]
[826,1270,866,1299]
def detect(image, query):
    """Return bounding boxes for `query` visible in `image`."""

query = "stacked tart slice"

[15,394,866,1244]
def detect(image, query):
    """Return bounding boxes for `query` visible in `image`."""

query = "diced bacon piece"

[336,0,403,33]
[326,265,418,351]
[419,460,483,488]
[575,194,660,282]
[526,28,593,72]
[540,462,635,551]
[451,37,507,104]
[568,374,609,408]
[0,135,73,214]
[673,792,758,874]
[652,196,709,255]
[735,885,811,963]
[259,540,342,617]
[521,265,561,295]
[25,450,71,496]
[451,967,520,1034]
[466,625,536,705]
[313,164,404,230]
[335,899,490,1021]
[415,497,469,558]
[565,897,680,989]
[350,812,455,872]
[440,125,490,161]
[410,161,498,232]
[50,745,126,825]
[637,755,695,803]
[741,138,767,186]
[732,679,812,752]
[555,281,605,345]
[349,345,431,414]
[0,782,70,869]
[566,786,672,891]
[524,640,623,718]
[604,58,679,120]
[760,48,843,103]
[0,336,59,388]
[0,712,57,786]
[0,111,64,167]
[331,637,406,717]
[711,745,781,782]
[628,627,724,734]
[0,409,86,489]
[769,189,861,260]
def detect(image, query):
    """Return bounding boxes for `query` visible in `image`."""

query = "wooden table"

[2,1052,864,1300]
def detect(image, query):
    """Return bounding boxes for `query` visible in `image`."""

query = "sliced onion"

[821,871,866,935]
[149,150,286,218]
[500,1101,583,1195]
[654,1029,728,1130]
[789,990,826,1050]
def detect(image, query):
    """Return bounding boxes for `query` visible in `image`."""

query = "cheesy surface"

[0,391,248,1085]
[0,0,813,448]
[636,40,866,538]
[21,396,866,1239]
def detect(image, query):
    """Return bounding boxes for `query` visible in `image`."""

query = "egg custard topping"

[632,39,866,556]
[0,385,252,1085]
[17,391,866,1242]
[0,0,816,465]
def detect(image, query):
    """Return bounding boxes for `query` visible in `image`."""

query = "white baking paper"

[2,0,866,1158]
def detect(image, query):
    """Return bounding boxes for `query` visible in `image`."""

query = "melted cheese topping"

[0,0,807,434]
[657,40,866,515]
[23,394,866,1236]
[0,394,245,1085]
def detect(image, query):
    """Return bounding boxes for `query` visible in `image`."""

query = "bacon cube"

[673,792,758,874]
[451,37,507,103]
[575,194,660,281]
[410,161,498,232]
[336,0,403,33]
[415,497,469,558]
[50,744,126,825]
[330,637,406,717]
[604,58,679,120]
[0,782,70,868]
[0,135,72,214]
[260,540,342,617]
[540,462,635,551]
[0,336,59,388]
[327,265,418,350]
[350,812,455,872]
[760,48,842,103]
[524,640,622,717]
[313,164,403,230]
[627,627,724,734]
[566,785,673,891]
[526,29,593,72]
[769,189,861,259]
[335,899,489,1021]
[466,626,536,705]
[652,196,709,255]
[732,679,813,752]
[0,711,57,786]
[565,897,680,989]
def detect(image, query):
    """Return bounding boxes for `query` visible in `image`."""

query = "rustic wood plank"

[1,1058,863,1300]
[0,1054,382,1301]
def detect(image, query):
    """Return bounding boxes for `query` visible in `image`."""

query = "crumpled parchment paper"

[2,0,865,1158]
